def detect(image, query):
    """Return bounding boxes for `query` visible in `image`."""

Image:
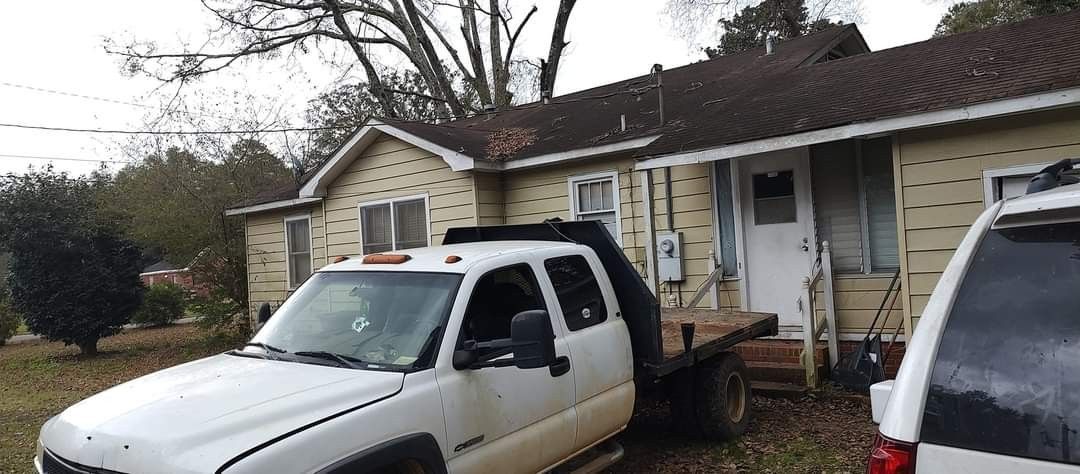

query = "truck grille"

[42,450,126,474]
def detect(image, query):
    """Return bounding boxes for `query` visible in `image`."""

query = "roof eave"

[634,85,1080,170]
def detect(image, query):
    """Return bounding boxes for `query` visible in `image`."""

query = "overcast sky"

[0,0,954,177]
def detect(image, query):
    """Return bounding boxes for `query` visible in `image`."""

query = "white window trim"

[567,171,622,246]
[981,162,1050,207]
[283,213,314,289]
[357,193,433,254]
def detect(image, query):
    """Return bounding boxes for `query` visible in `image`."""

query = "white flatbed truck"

[35,221,777,474]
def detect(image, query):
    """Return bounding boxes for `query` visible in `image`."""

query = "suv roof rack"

[1026,158,1080,195]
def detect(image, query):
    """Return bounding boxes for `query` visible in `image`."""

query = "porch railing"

[800,241,840,387]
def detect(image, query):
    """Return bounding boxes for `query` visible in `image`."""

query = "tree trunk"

[77,339,98,356]
[542,0,577,97]
[488,0,507,107]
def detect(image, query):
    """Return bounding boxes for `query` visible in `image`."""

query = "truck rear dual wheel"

[670,352,751,440]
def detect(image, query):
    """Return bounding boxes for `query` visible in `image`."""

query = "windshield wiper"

[293,351,365,369]
[235,342,287,360]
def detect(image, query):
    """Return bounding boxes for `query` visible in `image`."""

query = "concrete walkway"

[4,317,196,345]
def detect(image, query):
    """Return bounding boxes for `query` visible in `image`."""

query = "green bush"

[189,289,251,343]
[132,283,189,326]
[0,300,18,345]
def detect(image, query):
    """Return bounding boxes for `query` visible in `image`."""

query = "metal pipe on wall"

[664,166,674,231]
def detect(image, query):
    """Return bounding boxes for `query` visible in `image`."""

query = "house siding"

[246,203,326,312]
[896,106,1080,329]
[503,157,739,309]
[243,134,478,314]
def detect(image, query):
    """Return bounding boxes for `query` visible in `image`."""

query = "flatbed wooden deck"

[646,308,778,377]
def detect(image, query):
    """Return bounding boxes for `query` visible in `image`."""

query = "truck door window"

[544,255,608,331]
[921,222,1080,465]
[460,264,547,355]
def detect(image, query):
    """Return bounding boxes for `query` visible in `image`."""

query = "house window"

[284,215,313,288]
[810,137,899,274]
[359,195,429,255]
[569,172,621,244]
[982,163,1046,205]
[752,170,797,225]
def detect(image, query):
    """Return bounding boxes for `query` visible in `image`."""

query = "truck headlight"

[34,438,44,472]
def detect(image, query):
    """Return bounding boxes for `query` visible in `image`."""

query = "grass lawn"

[0,325,235,473]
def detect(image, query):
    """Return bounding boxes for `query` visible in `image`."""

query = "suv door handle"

[549,356,571,377]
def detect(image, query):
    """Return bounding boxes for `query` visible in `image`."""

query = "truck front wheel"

[671,352,751,440]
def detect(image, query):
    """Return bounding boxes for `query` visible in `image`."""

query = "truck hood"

[41,353,404,473]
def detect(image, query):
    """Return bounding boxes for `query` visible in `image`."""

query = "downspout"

[641,169,658,295]
[321,198,329,267]
[664,167,674,232]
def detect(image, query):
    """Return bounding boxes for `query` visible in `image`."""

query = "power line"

[0,80,233,121]
[0,122,349,135]
[0,153,122,164]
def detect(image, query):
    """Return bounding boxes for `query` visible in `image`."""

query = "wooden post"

[801,276,818,387]
[821,241,840,371]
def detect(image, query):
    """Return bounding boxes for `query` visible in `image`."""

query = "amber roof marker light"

[445,255,462,264]
[361,254,412,264]
[332,256,350,264]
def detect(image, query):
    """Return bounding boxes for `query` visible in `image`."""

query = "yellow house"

[226,11,1080,378]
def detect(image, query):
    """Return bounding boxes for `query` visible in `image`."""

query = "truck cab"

[37,241,636,473]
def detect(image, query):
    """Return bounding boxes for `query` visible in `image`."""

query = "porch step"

[750,381,810,399]
[733,340,828,365]
[746,360,825,385]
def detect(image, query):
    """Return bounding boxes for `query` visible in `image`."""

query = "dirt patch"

[613,394,875,473]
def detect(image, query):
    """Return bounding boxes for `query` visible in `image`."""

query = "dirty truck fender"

[316,433,447,474]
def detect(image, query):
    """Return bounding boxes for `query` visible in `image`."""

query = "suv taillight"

[867,432,916,474]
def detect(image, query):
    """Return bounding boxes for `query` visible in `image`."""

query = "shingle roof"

[384,23,855,161]
[228,11,1080,211]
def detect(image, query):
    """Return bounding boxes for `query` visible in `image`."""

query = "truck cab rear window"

[921,222,1080,465]
[544,255,607,331]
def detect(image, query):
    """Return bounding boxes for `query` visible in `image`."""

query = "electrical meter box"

[656,231,684,282]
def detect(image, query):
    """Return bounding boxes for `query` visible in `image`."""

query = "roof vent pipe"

[765,34,775,55]
[620,114,626,132]
[652,63,664,125]
[482,103,497,119]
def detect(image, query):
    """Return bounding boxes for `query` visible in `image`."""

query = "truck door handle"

[549,356,571,377]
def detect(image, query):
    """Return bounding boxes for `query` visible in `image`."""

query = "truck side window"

[544,255,608,331]
[460,264,547,353]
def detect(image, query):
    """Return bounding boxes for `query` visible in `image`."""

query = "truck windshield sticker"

[352,316,371,334]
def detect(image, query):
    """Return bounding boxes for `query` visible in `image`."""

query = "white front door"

[737,148,815,329]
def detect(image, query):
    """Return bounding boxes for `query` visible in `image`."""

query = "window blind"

[810,141,864,273]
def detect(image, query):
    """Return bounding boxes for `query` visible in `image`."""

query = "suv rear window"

[921,222,1080,465]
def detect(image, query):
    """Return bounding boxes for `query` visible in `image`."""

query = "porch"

[642,136,908,389]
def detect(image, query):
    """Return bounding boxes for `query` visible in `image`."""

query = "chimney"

[652,64,664,125]
[483,103,497,119]
[765,34,775,55]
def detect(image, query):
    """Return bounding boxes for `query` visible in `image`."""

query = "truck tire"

[671,352,751,440]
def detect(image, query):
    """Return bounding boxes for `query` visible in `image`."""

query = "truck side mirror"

[257,302,273,325]
[509,310,557,370]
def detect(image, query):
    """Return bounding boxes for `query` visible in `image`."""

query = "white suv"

[869,163,1080,473]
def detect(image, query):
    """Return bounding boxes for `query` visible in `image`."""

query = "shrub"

[0,299,17,346]
[132,283,189,326]
[189,289,251,343]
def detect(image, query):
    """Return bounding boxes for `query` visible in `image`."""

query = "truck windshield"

[249,271,461,370]
[921,221,1080,464]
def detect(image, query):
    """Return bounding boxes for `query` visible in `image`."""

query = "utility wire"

[0,83,661,136]
[0,153,121,164]
[0,80,233,121]
[0,122,349,135]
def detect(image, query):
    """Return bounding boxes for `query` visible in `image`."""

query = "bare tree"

[107,0,578,119]
[664,0,862,48]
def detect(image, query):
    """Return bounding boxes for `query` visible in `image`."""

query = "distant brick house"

[139,258,210,297]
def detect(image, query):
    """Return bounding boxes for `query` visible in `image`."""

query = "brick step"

[746,360,824,385]
[733,340,828,365]
[750,381,810,399]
